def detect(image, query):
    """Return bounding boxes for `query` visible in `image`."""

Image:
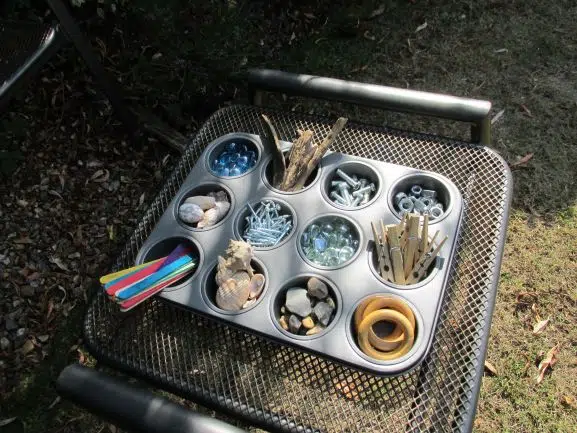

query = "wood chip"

[484,360,498,376]
[491,109,505,125]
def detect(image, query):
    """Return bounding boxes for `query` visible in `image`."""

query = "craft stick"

[387,225,405,284]
[119,269,194,312]
[379,220,394,281]
[404,215,420,278]
[99,259,162,285]
[104,244,192,296]
[115,255,196,301]
[406,235,447,284]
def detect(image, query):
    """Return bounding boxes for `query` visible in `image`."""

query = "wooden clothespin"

[406,233,447,284]
[403,215,420,279]
[371,221,394,282]
[416,214,429,265]
[387,225,405,284]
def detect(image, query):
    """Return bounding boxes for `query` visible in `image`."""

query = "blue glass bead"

[226,142,237,152]
[220,167,230,177]
[313,236,327,252]
[237,155,249,166]
[240,144,248,153]
[229,166,242,176]
[230,152,240,163]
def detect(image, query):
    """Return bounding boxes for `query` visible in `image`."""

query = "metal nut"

[429,204,444,219]
[421,189,437,199]
[398,197,414,213]
[394,192,407,206]
[410,185,422,197]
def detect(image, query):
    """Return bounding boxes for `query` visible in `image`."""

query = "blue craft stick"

[103,243,191,289]
[116,254,195,301]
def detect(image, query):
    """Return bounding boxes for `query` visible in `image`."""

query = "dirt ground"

[1,0,576,432]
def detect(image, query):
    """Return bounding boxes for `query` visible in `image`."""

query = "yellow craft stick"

[99,259,163,284]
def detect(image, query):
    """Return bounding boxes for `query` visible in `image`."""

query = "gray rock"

[285,288,312,317]
[313,301,334,326]
[20,285,35,298]
[326,296,336,310]
[5,317,17,331]
[178,203,204,224]
[14,328,27,347]
[307,277,328,299]
[288,315,302,334]
[0,337,10,351]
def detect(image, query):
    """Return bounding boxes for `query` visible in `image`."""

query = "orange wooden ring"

[358,310,415,361]
[354,296,416,351]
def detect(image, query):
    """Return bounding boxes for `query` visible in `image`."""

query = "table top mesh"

[84,105,512,433]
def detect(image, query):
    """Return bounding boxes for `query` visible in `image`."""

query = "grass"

[2,0,577,431]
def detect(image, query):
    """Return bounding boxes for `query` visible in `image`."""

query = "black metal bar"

[56,364,247,433]
[0,24,64,111]
[246,68,492,144]
[45,0,138,130]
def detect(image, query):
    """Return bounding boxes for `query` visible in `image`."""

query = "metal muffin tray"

[134,132,463,376]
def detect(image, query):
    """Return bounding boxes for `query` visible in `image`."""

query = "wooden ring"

[358,310,415,361]
[354,296,416,351]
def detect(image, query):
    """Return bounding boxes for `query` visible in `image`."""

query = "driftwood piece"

[291,117,348,191]
[279,129,314,190]
[261,114,286,187]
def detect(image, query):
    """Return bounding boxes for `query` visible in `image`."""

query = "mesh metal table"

[84,104,512,433]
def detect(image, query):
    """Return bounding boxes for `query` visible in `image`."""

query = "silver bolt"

[351,195,362,206]
[361,191,370,205]
[331,180,348,188]
[352,183,375,197]
[336,169,360,189]
[330,191,348,205]
[340,186,353,205]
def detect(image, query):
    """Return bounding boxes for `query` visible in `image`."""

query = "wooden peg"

[403,215,420,278]
[377,220,394,282]
[406,235,448,284]
[417,214,429,265]
[387,225,405,284]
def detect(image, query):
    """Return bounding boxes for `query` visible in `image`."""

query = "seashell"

[242,298,257,309]
[178,203,204,224]
[184,195,216,210]
[223,240,253,274]
[215,275,250,311]
[248,273,265,299]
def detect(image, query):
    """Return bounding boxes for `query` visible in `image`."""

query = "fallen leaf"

[510,153,534,168]
[107,225,115,240]
[21,339,35,355]
[484,360,498,376]
[152,52,162,60]
[560,395,577,408]
[50,256,69,272]
[494,48,508,53]
[38,334,50,343]
[138,192,145,207]
[13,237,34,244]
[303,12,315,19]
[17,199,28,207]
[0,418,17,427]
[491,109,505,124]
[78,349,86,365]
[289,32,296,45]
[415,22,428,33]
[368,5,385,19]
[48,396,61,410]
[89,169,110,183]
[520,104,533,117]
[363,30,376,41]
[533,318,550,334]
[46,299,54,321]
[536,343,560,384]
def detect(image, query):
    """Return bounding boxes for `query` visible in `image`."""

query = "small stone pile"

[178,190,230,229]
[278,277,336,336]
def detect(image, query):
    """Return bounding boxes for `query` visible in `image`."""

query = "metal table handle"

[56,364,246,433]
[246,68,492,145]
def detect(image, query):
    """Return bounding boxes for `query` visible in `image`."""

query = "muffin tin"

[134,132,463,375]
